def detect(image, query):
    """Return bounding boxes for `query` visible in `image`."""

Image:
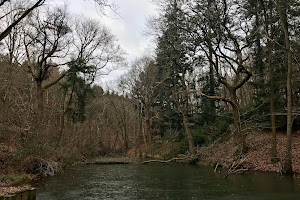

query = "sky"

[52,0,159,87]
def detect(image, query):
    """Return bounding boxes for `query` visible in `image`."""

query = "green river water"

[34,164,300,200]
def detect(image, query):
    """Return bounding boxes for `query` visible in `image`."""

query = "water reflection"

[34,164,300,200]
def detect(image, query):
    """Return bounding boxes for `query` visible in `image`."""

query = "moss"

[0,174,32,186]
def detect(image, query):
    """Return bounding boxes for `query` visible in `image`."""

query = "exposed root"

[32,159,59,176]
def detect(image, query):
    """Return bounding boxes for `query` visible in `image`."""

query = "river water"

[34,163,300,200]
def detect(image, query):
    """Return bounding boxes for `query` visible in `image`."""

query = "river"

[33,163,300,200]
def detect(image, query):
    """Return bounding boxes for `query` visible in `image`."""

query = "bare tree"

[73,17,125,81]
[119,57,157,155]
[0,0,45,42]
[0,1,25,64]
[23,5,71,116]
[58,17,125,140]
[0,0,115,42]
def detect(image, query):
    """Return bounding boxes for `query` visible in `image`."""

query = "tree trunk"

[182,109,195,156]
[208,28,216,111]
[36,82,44,117]
[229,89,247,154]
[172,88,195,156]
[59,93,66,145]
[278,2,293,174]
[268,41,278,162]
[180,72,195,156]
[123,126,128,152]
[145,103,153,156]
[266,1,278,161]
[122,97,128,153]
[261,0,278,162]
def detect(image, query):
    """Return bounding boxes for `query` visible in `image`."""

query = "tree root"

[33,159,59,176]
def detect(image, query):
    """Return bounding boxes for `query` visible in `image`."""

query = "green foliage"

[178,138,189,154]
[192,109,233,146]
[151,0,193,138]
[60,58,96,123]
[178,115,232,154]
[0,174,32,185]
[193,130,209,146]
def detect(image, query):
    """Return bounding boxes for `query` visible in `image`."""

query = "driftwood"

[142,157,190,164]
[214,163,219,172]
[86,157,134,165]
[87,161,130,165]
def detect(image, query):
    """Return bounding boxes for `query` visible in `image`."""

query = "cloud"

[100,0,158,60]
[54,0,158,85]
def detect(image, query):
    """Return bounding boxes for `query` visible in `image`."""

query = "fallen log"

[86,157,134,165]
[142,157,190,164]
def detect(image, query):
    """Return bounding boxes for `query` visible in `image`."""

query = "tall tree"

[119,57,160,155]
[277,0,293,174]
[244,0,280,161]
[184,0,253,154]
[258,0,279,162]
[0,0,114,42]
[155,0,196,155]
[23,6,71,116]
[58,17,124,140]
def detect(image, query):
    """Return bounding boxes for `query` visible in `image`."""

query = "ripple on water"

[34,164,300,200]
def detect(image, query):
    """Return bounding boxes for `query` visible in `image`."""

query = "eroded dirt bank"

[198,131,300,173]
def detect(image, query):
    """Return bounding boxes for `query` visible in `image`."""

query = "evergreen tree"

[154,0,196,155]
[61,59,95,123]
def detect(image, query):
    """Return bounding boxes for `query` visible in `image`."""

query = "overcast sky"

[52,0,159,87]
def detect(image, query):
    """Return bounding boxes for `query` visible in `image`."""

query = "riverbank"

[1,130,300,196]
[0,146,134,197]
[197,131,300,173]
[0,142,96,196]
[136,130,300,174]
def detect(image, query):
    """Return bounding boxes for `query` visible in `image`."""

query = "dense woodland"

[0,0,299,176]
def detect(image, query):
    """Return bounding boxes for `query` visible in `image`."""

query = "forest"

[0,0,300,191]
